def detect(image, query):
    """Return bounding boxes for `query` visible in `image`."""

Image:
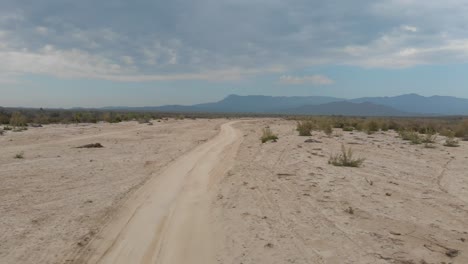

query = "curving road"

[80,121,242,264]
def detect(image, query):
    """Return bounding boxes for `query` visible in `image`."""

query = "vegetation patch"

[444,136,460,147]
[329,144,365,167]
[296,121,314,136]
[261,128,278,143]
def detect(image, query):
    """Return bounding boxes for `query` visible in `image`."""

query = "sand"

[214,119,468,264]
[0,119,225,264]
[1,118,467,264]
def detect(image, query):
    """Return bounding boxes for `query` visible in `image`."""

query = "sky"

[1,0,468,108]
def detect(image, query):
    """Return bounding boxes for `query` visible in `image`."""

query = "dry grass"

[329,144,365,167]
[261,128,278,143]
[296,121,314,136]
[444,136,460,147]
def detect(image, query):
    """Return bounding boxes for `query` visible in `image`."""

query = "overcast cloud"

[1,0,468,83]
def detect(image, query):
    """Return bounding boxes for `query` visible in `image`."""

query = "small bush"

[3,126,12,131]
[329,144,365,167]
[296,121,314,136]
[14,152,24,159]
[421,133,437,144]
[399,130,422,144]
[444,136,460,147]
[342,126,354,132]
[10,112,28,127]
[365,120,379,134]
[261,128,278,143]
[318,121,333,136]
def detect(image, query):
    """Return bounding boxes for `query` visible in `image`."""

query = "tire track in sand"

[77,121,242,264]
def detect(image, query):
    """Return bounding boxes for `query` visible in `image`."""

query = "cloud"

[280,75,334,85]
[401,25,418,32]
[0,0,468,82]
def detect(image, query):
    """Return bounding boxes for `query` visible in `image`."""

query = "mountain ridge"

[101,94,468,116]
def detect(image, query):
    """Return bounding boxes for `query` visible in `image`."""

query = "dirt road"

[80,121,242,264]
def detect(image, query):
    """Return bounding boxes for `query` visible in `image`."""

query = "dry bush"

[365,120,380,134]
[399,130,422,144]
[9,112,27,127]
[329,144,365,167]
[444,136,460,147]
[319,120,333,136]
[296,121,315,136]
[421,133,437,144]
[261,128,278,143]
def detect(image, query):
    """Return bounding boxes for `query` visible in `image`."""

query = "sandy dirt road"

[79,121,242,264]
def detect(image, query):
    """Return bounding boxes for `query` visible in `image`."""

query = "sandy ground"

[214,119,468,264]
[0,119,225,264]
[1,118,467,264]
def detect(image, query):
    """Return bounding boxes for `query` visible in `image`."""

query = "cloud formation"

[280,75,334,85]
[1,0,468,82]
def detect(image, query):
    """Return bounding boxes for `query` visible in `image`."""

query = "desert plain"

[1,118,467,264]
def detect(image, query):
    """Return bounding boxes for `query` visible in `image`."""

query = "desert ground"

[1,118,467,264]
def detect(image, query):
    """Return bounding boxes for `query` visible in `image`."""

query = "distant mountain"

[192,94,343,113]
[100,94,468,116]
[284,101,408,116]
[350,94,468,115]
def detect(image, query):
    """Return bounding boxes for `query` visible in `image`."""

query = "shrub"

[380,121,390,131]
[3,126,12,131]
[342,126,354,132]
[9,112,27,127]
[454,120,468,139]
[14,152,24,159]
[421,133,437,144]
[444,136,460,147]
[296,121,314,136]
[328,144,365,167]
[318,121,333,136]
[399,130,422,144]
[366,120,379,134]
[0,129,4,136]
[261,128,278,143]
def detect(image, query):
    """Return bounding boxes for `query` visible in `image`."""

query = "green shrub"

[342,126,354,132]
[3,126,12,131]
[14,152,24,159]
[296,121,314,136]
[328,144,365,167]
[261,128,278,143]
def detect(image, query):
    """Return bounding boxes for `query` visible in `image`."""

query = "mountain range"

[103,94,468,116]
